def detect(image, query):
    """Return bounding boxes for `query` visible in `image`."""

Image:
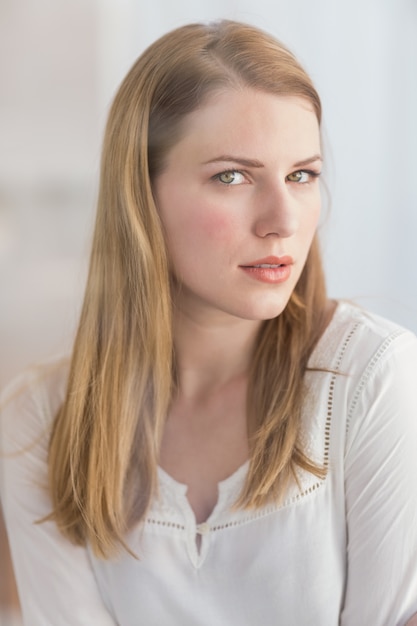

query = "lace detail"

[345,329,404,435]
[145,306,362,538]
[146,518,185,531]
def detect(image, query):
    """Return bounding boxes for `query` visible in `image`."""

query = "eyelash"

[287,170,321,184]
[212,170,246,185]
[213,169,321,186]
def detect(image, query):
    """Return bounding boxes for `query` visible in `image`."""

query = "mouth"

[239,256,293,285]
[240,255,294,269]
[247,263,285,268]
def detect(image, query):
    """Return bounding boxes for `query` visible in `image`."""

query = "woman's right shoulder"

[0,355,71,453]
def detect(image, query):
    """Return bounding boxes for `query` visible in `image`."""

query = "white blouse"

[1,301,417,625]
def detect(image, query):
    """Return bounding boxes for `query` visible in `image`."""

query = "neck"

[172,306,262,400]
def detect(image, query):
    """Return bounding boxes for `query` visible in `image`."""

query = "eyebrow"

[202,154,323,168]
[293,154,323,168]
[202,155,264,168]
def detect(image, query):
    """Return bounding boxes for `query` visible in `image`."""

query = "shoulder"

[0,355,70,455]
[314,300,417,446]
[312,299,417,376]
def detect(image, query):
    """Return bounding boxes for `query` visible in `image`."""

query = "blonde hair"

[47,20,328,558]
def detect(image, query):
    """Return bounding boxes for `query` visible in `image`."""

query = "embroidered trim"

[345,329,404,435]
[202,323,361,534]
[209,482,324,532]
[324,322,359,461]
[146,518,185,530]
[146,321,361,534]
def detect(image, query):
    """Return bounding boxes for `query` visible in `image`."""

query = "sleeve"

[0,370,117,626]
[341,331,417,626]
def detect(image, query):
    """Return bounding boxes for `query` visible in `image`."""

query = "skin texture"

[155,88,323,523]
[154,87,322,327]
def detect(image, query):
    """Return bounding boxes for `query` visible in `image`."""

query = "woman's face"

[153,87,322,323]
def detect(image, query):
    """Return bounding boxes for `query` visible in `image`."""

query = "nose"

[253,182,299,239]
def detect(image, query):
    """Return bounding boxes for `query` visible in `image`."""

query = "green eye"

[286,170,321,184]
[287,171,308,183]
[219,171,237,184]
[217,171,244,185]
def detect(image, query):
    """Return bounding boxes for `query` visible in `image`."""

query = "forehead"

[165,88,321,165]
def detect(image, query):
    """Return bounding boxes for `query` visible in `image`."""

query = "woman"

[1,20,417,625]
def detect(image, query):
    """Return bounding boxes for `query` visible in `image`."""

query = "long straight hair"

[47,20,328,558]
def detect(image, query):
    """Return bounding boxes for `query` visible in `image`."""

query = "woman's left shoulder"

[314,299,417,377]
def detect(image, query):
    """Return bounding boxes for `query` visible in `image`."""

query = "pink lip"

[241,255,293,267]
[239,255,293,284]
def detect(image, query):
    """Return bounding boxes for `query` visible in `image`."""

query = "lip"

[240,255,294,268]
[239,255,293,284]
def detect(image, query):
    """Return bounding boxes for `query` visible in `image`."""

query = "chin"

[234,297,292,322]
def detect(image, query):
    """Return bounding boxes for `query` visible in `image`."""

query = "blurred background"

[1,0,416,622]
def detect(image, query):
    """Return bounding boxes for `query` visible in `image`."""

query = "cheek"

[159,183,239,247]
[309,207,321,232]
[162,203,241,274]
[197,210,239,244]
[302,196,321,233]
